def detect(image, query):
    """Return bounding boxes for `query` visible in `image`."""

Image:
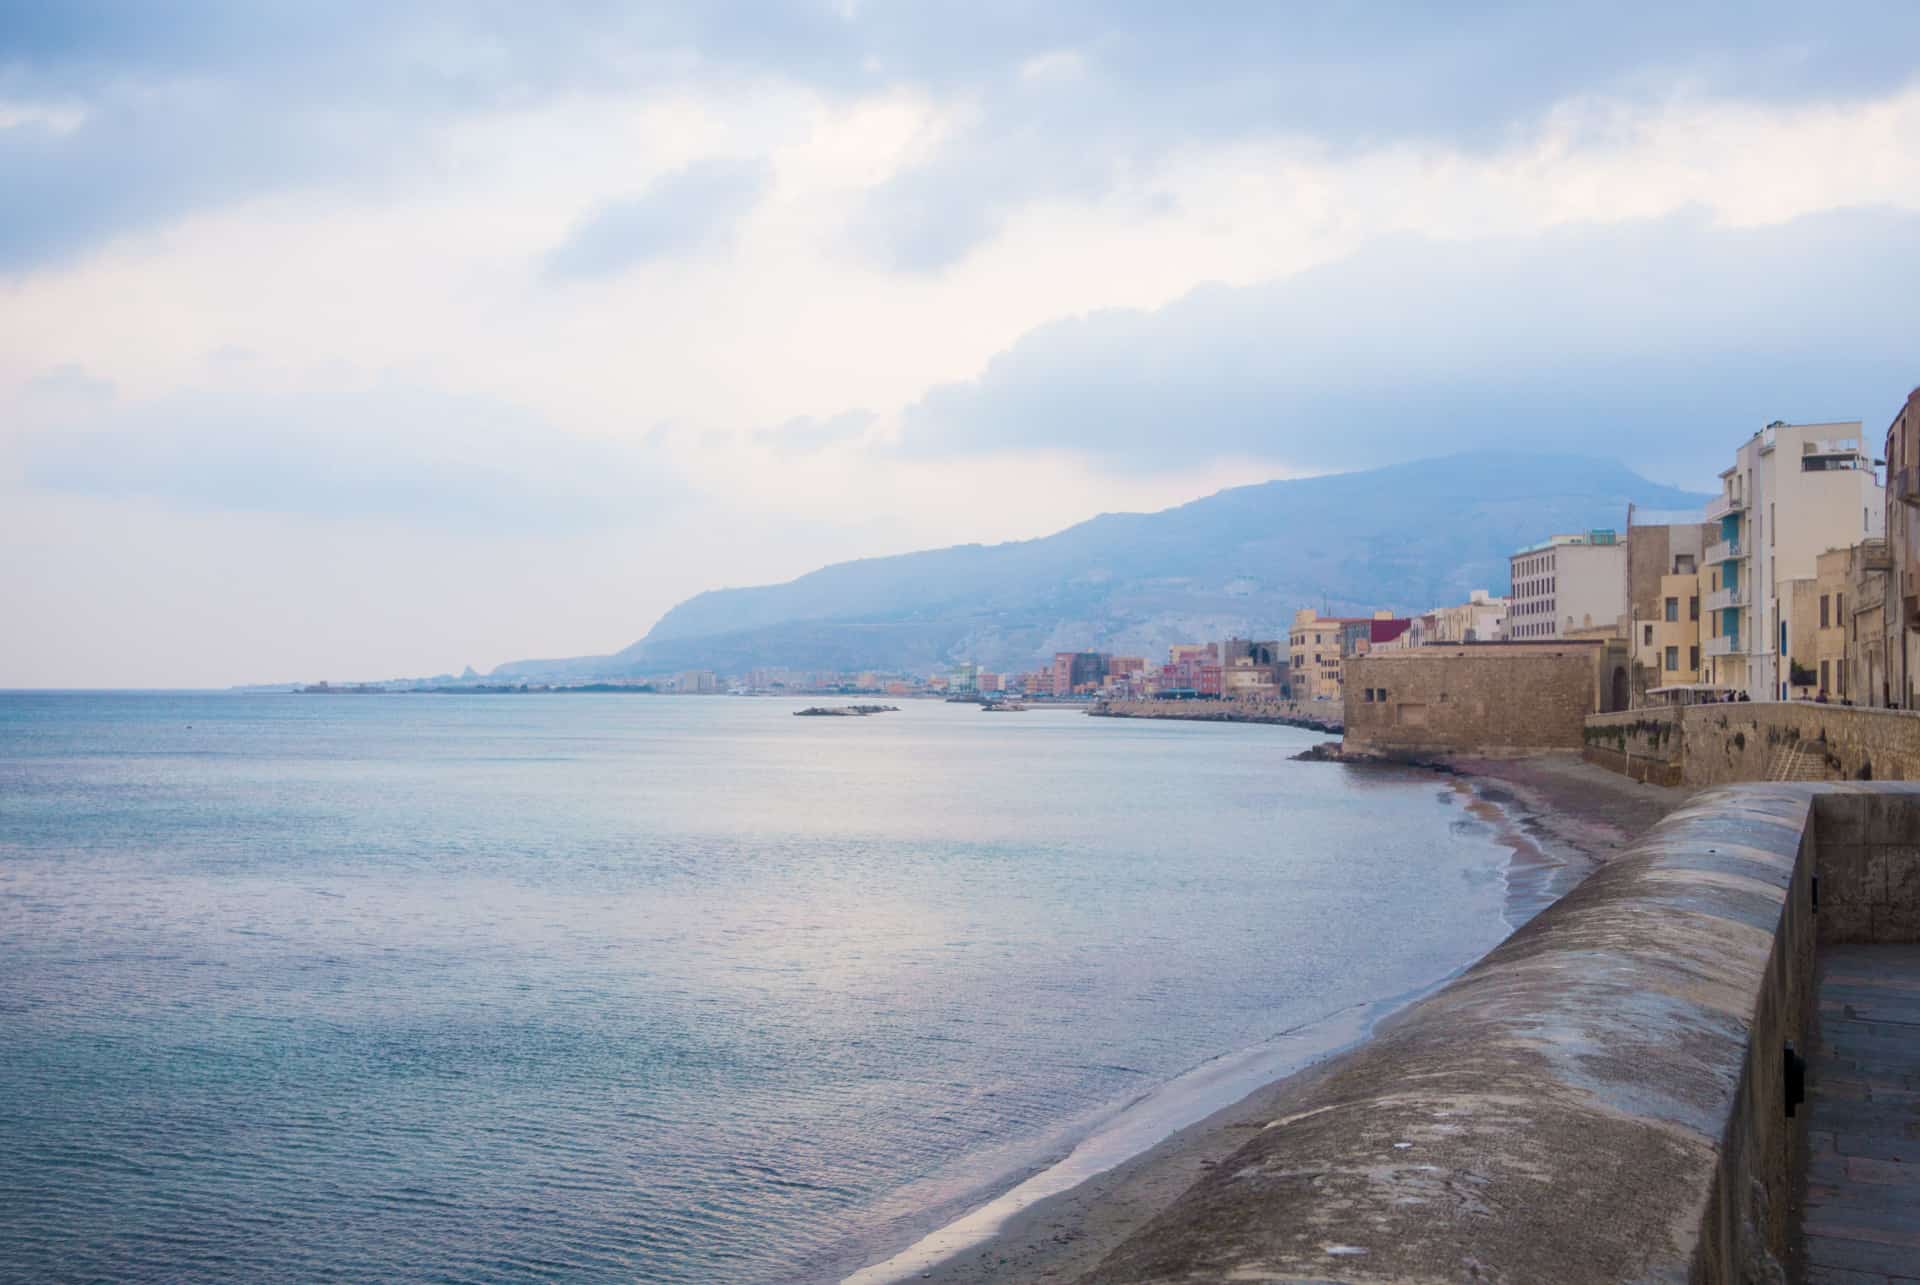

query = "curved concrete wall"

[1083,784,1887,1283]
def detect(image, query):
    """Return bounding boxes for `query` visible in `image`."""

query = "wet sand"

[849,751,1692,1285]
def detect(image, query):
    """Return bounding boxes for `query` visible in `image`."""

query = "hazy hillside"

[495,451,1707,677]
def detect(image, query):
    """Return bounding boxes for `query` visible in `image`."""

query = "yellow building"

[1289,608,1349,703]
[1635,571,1705,689]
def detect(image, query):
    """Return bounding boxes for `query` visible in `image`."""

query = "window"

[1689,645,1699,671]
[1643,624,1654,645]
[1665,646,1679,671]
[1821,660,1830,692]
[1820,594,1830,629]
[1664,597,1679,622]
[1689,596,1699,622]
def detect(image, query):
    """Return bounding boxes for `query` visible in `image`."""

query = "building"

[1050,651,1107,697]
[1222,638,1288,698]
[1428,591,1507,644]
[1343,638,1633,755]
[1846,539,1894,707]
[1882,388,1920,707]
[1364,614,1412,653]
[1626,517,1716,700]
[1703,420,1885,700]
[1157,643,1222,697]
[1290,609,1354,703]
[1508,530,1626,641]
[674,669,718,694]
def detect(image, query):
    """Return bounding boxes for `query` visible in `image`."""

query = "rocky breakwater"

[1089,698,1343,735]
[792,704,899,716]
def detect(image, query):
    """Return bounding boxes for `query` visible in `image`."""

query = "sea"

[0,692,1525,1283]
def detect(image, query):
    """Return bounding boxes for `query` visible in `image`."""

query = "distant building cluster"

[1345,397,1920,756]
[303,396,1920,723]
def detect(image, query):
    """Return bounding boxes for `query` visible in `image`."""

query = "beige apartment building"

[1626,518,1715,699]
[1289,609,1349,703]
[1883,388,1920,706]
[1429,590,1507,643]
[1703,420,1885,700]
[1508,531,1627,641]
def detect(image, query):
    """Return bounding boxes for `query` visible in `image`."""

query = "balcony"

[1705,538,1746,564]
[1703,634,1747,658]
[1704,493,1747,521]
[1704,585,1745,612]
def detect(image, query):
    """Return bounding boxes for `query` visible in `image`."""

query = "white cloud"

[4,20,1919,684]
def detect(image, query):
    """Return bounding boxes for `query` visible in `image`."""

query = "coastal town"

[428,390,1920,747]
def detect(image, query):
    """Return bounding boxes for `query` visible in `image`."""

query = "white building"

[1508,531,1626,641]
[1429,589,1507,643]
[1702,420,1885,700]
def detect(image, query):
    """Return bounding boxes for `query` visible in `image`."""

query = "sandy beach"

[851,752,1692,1285]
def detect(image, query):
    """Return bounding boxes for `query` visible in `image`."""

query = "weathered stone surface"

[1082,785,1848,1284]
[1344,644,1623,756]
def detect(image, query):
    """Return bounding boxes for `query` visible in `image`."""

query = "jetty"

[1089,697,1343,735]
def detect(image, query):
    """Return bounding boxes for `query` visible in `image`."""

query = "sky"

[4,3,1919,687]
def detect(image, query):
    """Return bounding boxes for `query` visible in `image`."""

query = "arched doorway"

[1609,666,1629,712]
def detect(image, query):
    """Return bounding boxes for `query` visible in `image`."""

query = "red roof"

[1370,619,1413,644]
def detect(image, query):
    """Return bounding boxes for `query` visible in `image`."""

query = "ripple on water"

[0,694,1518,1282]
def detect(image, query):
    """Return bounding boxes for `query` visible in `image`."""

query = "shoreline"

[837,751,1691,1285]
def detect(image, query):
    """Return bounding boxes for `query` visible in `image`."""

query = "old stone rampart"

[1581,707,1685,785]
[1343,643,1622,755]
[1676,703,1920,786]
[1089,698,1342,734]
[1083,784,1920,1283]
[1586,702,1920,787]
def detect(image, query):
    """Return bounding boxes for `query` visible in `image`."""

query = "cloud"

[544,158,770,278]
[894,207,1920,483]
[750,409,873,452]
[5,3,1918,270]
[10,377,682,532]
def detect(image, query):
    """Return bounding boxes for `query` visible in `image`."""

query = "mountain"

[494,451,1709,678]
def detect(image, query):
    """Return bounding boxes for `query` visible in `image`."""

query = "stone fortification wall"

[1089,698,1342,732]
[1343,645,1610,755]
[1812,790,1920,942]
[1587,702,1920,788]
[1676,702,1920,786]
[1086,783,1880,1283]
[1581,707,1684,785]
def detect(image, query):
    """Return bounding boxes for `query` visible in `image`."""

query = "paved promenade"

[1799,944,1920,1283]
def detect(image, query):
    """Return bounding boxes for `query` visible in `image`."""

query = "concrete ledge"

[1083,784,1886,1283]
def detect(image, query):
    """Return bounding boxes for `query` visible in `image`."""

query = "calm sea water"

[0,693,1516,1283]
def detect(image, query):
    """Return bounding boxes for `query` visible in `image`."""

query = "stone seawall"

[1586,702,1920,787]
[1089,699,1342,734]
[1080,784,1920,1283]
[1581,707,1685,786]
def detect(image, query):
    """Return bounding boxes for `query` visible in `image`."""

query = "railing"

[1706,538,1745,564]
[1704,493,1746,520]
[1703,634,1745,657]
[1704,585,1744,611]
